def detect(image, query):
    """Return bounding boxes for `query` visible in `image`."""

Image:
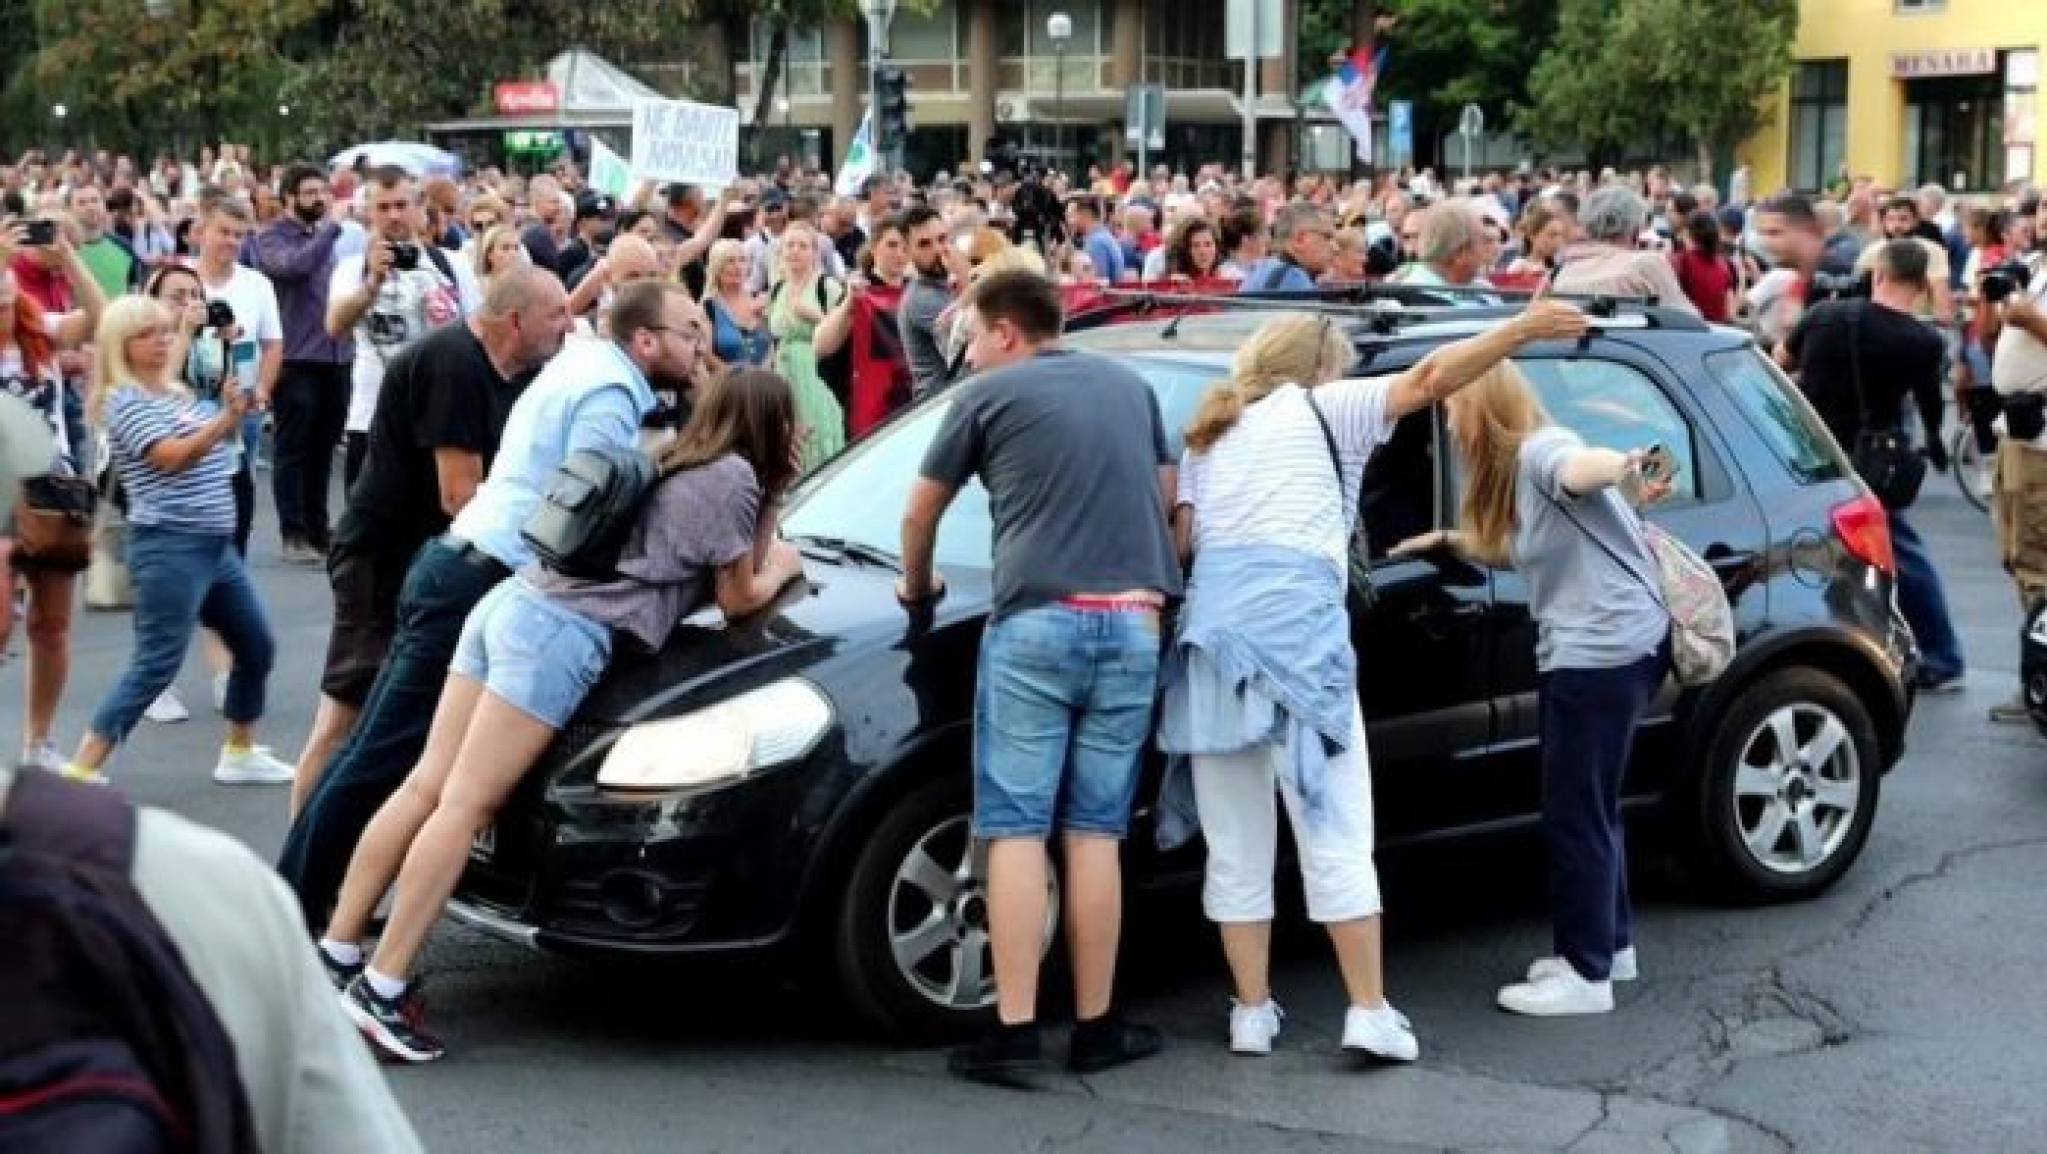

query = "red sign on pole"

[494,82,561,115]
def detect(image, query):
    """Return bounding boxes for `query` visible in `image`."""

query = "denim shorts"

[450,577,612,729]
[972,602,1163,839]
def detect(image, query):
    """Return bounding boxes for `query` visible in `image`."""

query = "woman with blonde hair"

[1394,363,1671,1017]
[766,222,846,470]
[63,294,291,785]
[702,238,771,375]
[1157,300,1587,1060]
[468,224,525,294]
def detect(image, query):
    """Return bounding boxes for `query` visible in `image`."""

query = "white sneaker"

[1228,998,1284,1056]
[213,744,294,785]
[212,672,229,714]
[20,739,64,773]
[145,687,191,724]
[1527,946,1637,984]
[1498,963,1614,1017]
[1341,1001,1419,1062]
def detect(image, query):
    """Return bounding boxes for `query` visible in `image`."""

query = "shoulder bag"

[11,386,96,572]
[1545,485,1735,687]
[1844,302,1927,510]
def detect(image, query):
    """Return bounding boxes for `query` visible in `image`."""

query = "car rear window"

[1704,347,1846,484]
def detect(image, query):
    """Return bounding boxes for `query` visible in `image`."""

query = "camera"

[205,299,237,331]
[1809,271,1871,303]
[1980,259,2034,305]
[22,219,57,247]
[389,241,421,272]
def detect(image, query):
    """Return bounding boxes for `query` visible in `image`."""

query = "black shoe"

[318,944,364,993]
[341,975,445,1063]
[947,1022,1047,1087]
[1067,1011,1163,1074]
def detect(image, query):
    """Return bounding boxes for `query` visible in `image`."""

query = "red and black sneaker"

[342,974,445,1063]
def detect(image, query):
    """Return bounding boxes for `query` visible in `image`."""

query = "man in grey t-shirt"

[899,270,1178,1086]
[897,205,955,398]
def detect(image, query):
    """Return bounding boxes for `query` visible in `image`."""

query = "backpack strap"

[1301,387,1359,536]
[2,768,136,876]
[423,242,458,291]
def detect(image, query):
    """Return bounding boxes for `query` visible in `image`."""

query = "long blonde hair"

[90,295,176,422]
[1444,361,1551,565]
[1183,313,1354,452]
[703,239,747,300]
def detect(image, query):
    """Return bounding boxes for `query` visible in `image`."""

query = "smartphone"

[23,219,56,247]
[1640,443,1677,484]
[230,338,260,391]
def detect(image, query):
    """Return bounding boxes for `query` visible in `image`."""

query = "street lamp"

[1046,12,1071,172]
[859,0,898,173]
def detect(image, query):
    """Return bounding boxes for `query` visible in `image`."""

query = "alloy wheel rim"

[1731,702,1862,875]
[886,815,1058,1010]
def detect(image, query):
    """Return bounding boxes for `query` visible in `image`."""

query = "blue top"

[104,384,239,536]
[1154,543,1356,849]
[451,337,655,569]
[1236,258,1317,293]
[706,297,771,368]
[1081,225,1126,284]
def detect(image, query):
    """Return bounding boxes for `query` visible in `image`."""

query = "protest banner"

[629,97,740,189]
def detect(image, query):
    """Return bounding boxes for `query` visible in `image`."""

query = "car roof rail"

[1089,285,1710,337]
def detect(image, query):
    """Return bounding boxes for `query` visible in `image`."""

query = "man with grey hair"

[1391,198,1493,299]
[1236,202,1334,292]
[1552,185,1697,314]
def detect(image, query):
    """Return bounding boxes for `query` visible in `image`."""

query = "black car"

[451,300,1917,1039]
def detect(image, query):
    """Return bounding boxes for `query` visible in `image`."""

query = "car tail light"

[1831,495,1894,575]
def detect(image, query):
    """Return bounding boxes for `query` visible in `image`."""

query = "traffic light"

[877,66,912,152]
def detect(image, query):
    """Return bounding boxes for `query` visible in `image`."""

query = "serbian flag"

[1324,45,1387,163]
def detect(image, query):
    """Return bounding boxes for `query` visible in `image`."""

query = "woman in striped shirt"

[62,294,294,785]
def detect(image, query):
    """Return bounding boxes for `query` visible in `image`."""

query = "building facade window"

[1893,0,1946,12]
[1143,0,1230,89]
[1903,66,2004,191]
[1789,60,1848,191]
[2007,49,2039,185]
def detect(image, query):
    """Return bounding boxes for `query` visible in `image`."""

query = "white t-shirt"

[0,312,73,471]
[1992,263,2047,400]
[1746,268,1804,348]
[328,250,482,432]
[1176,378,1395,572]
[195,264,283,389]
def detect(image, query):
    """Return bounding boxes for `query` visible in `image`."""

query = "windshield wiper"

[789,534,903,572]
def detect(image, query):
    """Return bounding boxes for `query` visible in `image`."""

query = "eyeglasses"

[126,325,173,341]
[646,323,704,345]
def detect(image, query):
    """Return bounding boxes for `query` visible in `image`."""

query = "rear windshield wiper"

[789,534,903,572]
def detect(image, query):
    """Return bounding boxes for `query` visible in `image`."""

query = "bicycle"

[1950,396,2000,514]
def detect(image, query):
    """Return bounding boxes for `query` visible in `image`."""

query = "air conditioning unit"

[996,96,1033,124]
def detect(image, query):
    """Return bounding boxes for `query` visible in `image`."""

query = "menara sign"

[1890,48,1997,80]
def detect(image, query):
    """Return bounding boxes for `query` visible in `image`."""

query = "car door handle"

[1705,549,1759,584]
[1410,602,1486,623]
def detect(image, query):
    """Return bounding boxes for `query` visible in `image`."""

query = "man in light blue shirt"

[1236,203,1334,294]
[1066,196,1126,284]
[279,281,708,928]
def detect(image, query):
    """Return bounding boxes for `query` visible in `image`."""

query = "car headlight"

[596,679,833,792]
[2029,607,2047,648]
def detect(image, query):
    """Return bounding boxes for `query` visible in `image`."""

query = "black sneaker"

[946,1022,1047,1088]
[341,975,445,1063]
[318,944,364,993]
[1067,1011,1163,1074]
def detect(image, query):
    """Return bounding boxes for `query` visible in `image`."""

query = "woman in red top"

[1670,210,1736,323]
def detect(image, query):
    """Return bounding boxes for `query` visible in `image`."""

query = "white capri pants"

[1190,697,1383,924]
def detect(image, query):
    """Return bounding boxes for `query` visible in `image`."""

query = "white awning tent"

[425,48,664,134]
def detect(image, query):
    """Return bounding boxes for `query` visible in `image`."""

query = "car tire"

[832,777,1059,1040]
[1680,667,1882,904]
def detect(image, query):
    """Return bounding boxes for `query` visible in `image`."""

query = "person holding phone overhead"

[63,295,294,786]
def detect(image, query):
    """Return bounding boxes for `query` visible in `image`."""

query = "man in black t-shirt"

[1783,239,1965,691]
[286,267,572,812]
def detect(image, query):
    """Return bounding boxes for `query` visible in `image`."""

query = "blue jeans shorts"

[972,601,1163,839]
[451,577,611,729]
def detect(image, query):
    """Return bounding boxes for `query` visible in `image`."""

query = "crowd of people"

[1,135,2043,1128]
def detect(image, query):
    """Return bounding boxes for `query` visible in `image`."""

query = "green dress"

[769,275,848,473]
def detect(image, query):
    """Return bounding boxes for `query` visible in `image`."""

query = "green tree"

[1521,0,1796,177]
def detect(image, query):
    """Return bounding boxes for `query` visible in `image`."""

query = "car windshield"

[783,358,1221,568]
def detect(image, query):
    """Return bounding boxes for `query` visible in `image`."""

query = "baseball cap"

[1716,206,1747,233]
[759,188,790,210]
[574,191,615,221]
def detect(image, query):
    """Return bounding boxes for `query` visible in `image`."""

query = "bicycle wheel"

[1951,424,1992,513]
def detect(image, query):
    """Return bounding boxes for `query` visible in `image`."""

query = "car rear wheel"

[1682,668,1881,904]
[833,778,1060,1040]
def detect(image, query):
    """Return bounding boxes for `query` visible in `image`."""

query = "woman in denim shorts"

[319,369,809,1063]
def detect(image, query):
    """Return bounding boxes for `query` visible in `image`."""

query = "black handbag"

[1845,304,1926,510]
[13,472,98,571]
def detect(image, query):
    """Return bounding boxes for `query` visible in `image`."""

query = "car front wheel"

[1682,667,1882,904]
[832,777,1060,1040]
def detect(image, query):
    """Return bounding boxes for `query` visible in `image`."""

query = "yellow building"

[1744,0,2044,195]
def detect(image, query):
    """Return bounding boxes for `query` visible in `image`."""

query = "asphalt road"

[8,470,2043,1153]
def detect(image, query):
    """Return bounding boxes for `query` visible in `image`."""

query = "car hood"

[573,546,992,725]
